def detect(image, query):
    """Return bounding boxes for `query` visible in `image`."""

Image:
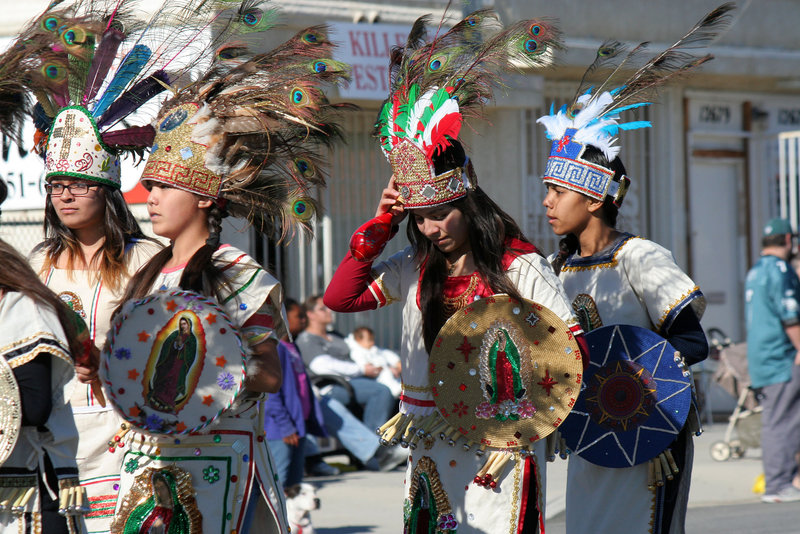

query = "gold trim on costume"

[369,270,397,306]
[406,456,454,528]
[443,273,479,315]
[560,235,637,272]
[657,286,701,330]
[111,465,202,534]
[400,383,430,393]
[508,453,522,534]
[572,293,603,333]
[1,332,72,369]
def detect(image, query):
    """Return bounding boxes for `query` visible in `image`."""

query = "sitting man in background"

[277,298,406,473]
[296,295,394,433]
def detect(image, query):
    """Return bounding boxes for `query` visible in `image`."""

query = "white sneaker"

[761,485,800,503]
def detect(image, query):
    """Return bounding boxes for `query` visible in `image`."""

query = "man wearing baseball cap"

[745,217,800,502]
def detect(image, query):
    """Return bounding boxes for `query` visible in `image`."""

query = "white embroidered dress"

[553,234,705,534]
[30,239,160,533]
[112,245,289,534]
[367,245,580,534]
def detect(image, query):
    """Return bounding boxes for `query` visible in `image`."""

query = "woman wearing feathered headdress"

[0,1,171,528]
[323,10,582,533]
[105,5,350,532]
[538,5,733,533]
[0,177,91,533]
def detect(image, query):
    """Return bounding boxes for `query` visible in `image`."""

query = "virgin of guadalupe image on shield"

[112,466,201,533]
[143,312,206,414]
[475,320,536,422]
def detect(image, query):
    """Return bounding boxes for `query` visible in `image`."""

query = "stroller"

[707,328,762,461]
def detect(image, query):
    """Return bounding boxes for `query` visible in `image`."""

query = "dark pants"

[761,365,800,494]
[328,377,394,432]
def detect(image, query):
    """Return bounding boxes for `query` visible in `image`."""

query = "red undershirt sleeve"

[324,253,381,312]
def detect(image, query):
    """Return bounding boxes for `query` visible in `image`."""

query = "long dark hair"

[39,184,154,291]
[408,141,530,352]
[118,201,235,305]
[0,182,83,358]
[550,145,626,275]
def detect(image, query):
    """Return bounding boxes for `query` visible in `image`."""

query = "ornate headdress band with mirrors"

[350,7,562,261]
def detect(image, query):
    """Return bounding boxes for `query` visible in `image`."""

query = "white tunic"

[554,234,705,534]
[30,239,160,533]
[112,245,289,534]
[0,291,80,533]
[369,245,580,534]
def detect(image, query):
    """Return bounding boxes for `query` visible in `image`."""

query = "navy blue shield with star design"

[559,324,692,467]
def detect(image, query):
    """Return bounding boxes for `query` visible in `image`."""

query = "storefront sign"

[328,22,411,100]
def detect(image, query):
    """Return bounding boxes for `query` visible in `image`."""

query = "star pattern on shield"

[456,336,475,361]
[537,369,558,396]
[559,325,692,467]
[202,395,214,406]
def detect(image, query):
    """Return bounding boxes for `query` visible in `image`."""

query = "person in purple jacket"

[265,298,329,487]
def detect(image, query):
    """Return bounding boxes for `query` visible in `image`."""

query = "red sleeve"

[575,332,590,371]
[323,253,381,312]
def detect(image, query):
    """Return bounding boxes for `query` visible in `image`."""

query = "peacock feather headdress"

[537,3,735,207]
[8,0,282,188]
[375,9,562,208]
[140,23,350,241]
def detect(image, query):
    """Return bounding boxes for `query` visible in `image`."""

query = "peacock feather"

[375,8,562,160]
[149,22,351,241]
[2,0,289,157]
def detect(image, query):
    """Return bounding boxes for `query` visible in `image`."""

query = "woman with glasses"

[29,136,161,533]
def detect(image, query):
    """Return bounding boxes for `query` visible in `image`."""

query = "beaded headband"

[542,126,629,206]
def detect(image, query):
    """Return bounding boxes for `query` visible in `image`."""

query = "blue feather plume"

[91,44,152,119]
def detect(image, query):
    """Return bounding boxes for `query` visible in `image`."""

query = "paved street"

[304,423,800,533]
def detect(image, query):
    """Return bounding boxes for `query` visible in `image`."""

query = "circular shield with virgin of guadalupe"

[559,324,692,467]
[0,356,21,466]
[428,295,584,451]
[102,289,247,435]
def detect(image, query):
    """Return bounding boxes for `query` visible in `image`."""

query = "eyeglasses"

[45,183,99,196]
